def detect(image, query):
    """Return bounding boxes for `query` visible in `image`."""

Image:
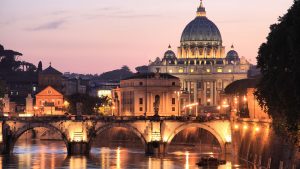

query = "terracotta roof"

[41,66,62,75]
[224,78,260,95]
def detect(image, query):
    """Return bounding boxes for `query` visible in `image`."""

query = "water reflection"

[0,140,250,169]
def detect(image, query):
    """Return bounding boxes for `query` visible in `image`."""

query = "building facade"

[112,72,181,116]
[35,86,64,115]
[148,1,251,112]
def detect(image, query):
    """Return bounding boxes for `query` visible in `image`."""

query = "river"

[0,140,252,169]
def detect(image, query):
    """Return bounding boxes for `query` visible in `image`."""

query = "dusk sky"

[0,0,294,74]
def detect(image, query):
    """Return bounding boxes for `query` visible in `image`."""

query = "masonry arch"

[166,123,226,154]
[89,123,147,147]
[10,123,68,153]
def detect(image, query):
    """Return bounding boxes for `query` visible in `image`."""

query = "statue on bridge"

[153,95,160,117]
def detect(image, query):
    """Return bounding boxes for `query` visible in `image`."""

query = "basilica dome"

[162,45,177,64]
[163,45,176,59]
[226,45,240,62]
[180,1,222,44]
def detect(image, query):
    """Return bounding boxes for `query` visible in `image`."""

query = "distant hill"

[97,65,133,82]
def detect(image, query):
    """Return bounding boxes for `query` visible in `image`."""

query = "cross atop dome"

[197,0,206,17]
[168,44,172,49]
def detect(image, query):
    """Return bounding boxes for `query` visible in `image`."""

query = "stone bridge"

[0,115,232,156]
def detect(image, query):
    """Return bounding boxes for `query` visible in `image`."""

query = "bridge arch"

[165,123,226,154]
[89,123,147,147]
[10,123,68,153]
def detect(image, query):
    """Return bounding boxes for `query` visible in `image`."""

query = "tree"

[255,0,300,144]
[65,94,104,115]
[0,80,6,113]
[121,65,130,72]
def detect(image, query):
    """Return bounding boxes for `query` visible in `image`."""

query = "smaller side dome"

[226,45,239,63]
[162,45,177,64]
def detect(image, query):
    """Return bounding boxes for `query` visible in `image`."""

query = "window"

[190,69,194,73]
[172,98,176,105]
[139,82,143,86]
[197,82,202,89]
[172,107,175,111]
[178,68,184,73]
[206,69,211,73]
[172,82,176,86]
[228,69,232,73]
[217,67,223,73]
[139,98,143,105]
[169,69,173,73]
[139,107,143,112]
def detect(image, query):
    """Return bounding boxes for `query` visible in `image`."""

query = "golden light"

[243,125,248,130]
[207,99,211,102]
[217,106,221,110]
[225,135,232,143]
[255,127,260,132]
[234,97,238,104]
[185,151,189,169]
[34,106,38,110]
[64,101,70,107]
[243,96,247,102]
[234,124,239,129]
[19,114,33,117]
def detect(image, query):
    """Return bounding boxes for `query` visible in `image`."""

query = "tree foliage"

[97,65,133,82]
[0,44,37,74]
[65,94,110,115]
[255,0,300,144]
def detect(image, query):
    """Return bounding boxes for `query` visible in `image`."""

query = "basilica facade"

[148,1,251,113]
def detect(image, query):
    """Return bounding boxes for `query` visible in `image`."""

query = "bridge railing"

[0,114,229,122]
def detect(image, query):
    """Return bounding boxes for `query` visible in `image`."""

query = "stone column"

[214,81,218,106]
[149,93,152,116]
[210,81,214,106]
[194,81,198,104]
[162,92,166,115]
[203,81,207,106]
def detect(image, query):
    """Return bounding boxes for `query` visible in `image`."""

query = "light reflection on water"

[0,140,248,169]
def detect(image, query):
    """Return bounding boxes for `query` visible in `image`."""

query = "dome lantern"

[197,0,206,17]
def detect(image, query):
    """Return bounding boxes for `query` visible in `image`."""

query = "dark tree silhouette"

[255,0,300,144]
[65,94,110,115]
[0,44,37,73]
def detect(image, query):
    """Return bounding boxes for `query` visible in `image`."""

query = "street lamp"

[183,102,199,117]
[112,106,115,116]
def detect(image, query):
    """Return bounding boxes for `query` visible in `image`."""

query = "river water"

[0,140,251,169]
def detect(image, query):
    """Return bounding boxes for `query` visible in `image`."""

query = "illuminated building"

[35,86,64,115]
[224,78,270,120]
[148,1,251,112]
[112,72,181,116]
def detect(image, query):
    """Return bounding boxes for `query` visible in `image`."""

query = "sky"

[0,0,294,74]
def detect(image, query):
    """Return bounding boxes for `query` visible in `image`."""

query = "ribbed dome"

[226,50,239,59]
[162,45,177,64]
[226,45,239,60]
[226,45,240,62]
[181,17,222,43]
[180,1,222,44]
[164,45,176,59]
